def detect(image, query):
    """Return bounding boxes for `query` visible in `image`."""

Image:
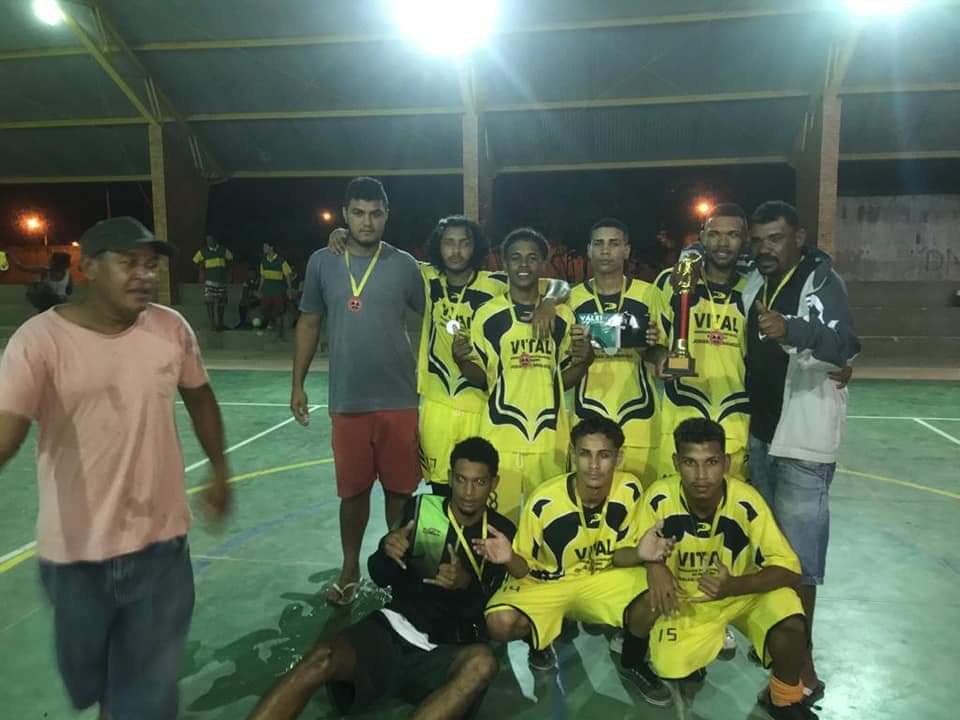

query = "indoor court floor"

[1,370,957,719]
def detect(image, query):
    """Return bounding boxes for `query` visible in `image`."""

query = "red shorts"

[330,409,420,499]
[260,295,286,320]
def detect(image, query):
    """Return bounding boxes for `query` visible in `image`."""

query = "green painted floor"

[0,372,958,719]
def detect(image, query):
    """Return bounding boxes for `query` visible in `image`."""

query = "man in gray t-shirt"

[292,177,424,606]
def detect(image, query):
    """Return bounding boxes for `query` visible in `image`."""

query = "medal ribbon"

[446,505,487,582]
[441,271,476,330]
[762,263,799,309]
[574,478,609,574]
[344,242,383,299]
[590,277,626,315]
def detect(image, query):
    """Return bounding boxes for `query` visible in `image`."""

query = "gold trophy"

[664,251,701,378]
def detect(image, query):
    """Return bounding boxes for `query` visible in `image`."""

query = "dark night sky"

[1,158,958,273]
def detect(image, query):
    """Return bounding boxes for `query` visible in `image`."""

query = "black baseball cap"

[80,217,175,258]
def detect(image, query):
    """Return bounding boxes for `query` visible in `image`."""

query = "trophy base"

[664,355,697,378]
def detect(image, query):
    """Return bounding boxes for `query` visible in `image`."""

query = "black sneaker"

[528,644,558,672]
[766,702,819,720]
[619,661,672,707]
[758,688,821,718]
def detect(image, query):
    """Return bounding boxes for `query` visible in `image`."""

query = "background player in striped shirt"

[193,234,233,332]
[569,218,662,487]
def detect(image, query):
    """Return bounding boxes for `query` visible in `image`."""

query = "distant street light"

[319,210,334,224]
[18,212,49,246]
[695,200,714,218]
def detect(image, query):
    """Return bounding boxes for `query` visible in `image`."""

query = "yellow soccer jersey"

[514,472,646,581]
[418,266,508,412]
[651,269,750,448]
[639,476,800,598]
[570,278,658,449]
[471,294,574,453]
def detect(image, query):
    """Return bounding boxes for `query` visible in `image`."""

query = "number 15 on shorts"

[658,627,678,643]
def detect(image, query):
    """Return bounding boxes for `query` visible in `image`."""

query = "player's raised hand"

[531,298,558,340]
[451,332,473,363]
[637,520,675,563]
[645,320,660,348]
[327,227,349,255]
[423,543,470,590]
[754,300,787,341]
[647,562,684,618]
[570,324,595,366]
[693,559,733,602]
[472,525,513,564]
[383,520,415,569]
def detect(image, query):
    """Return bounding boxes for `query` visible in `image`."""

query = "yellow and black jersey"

[514,472,645,581]
[471,294,574,452]
[193,246,233,284]
[639,476,800,598]
[569,278,658,449]
[418,266,508,412]
[651,269,750,448]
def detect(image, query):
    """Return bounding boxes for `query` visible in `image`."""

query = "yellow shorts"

[620,445,659,489]
[486,567,648,650]
[657,440,748,482]
[418,399,483,484]
[649,587,804,679]
[495,447,568,524]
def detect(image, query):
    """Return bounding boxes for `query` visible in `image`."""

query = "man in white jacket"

[742,201,860,706]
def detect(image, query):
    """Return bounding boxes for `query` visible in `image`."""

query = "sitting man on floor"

[631,417,816,719]
[249,437,515,720]
[477,414,675,706]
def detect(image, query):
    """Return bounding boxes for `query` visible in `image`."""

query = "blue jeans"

[748,436,834,586]
[39,536,195,720]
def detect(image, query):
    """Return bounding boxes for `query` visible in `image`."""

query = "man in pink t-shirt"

[0,217,231,720]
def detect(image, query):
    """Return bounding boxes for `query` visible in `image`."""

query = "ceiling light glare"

[391,0,498,57]
[843,0,918,16]
[33,0,64,26]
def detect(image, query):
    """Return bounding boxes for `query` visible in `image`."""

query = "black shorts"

[329,612,479,716]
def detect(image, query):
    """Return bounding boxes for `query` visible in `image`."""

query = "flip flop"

[326,581,360,607]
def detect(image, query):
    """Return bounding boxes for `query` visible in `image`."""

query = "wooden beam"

[0,174,151,184]
[230,168,463,178]
[499,156,790,173]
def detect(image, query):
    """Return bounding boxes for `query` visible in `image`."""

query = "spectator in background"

[15,252,73,313]
[193,234,233,332]
[234,267,260,330]
[287,268,304,328]
[258,242,294,339]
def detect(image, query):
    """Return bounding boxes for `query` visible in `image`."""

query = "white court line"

[0,404,324,565]
[848,416,960,421]
[913,418,960,448]
[0,542,39,565]
[177,401,294,407]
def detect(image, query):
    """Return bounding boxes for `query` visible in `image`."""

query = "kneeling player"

[249,437,515,720]
[630,418,815,719]
[476,414,674,705]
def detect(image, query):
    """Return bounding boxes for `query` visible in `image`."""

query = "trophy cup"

[664,251,701,378]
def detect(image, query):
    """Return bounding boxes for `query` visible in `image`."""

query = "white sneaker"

[720,627,737,659]
[608,631,624,654]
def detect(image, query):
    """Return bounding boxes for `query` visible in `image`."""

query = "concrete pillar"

[794,94,842,256]
[149,123,209,305]
[462,111,493,226]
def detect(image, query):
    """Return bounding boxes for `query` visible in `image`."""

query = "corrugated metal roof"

[0,0,957,180]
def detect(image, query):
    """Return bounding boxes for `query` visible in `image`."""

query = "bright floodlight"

[391,0,498,57]
[695,201,713,218]
[843,0,918,15]
[33,0,64,25]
